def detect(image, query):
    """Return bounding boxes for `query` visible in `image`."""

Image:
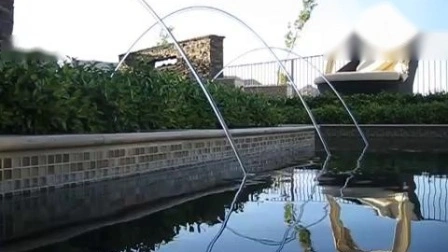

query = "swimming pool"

[4,151,448,252]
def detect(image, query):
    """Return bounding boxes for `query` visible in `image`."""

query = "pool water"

[13,152,448,251]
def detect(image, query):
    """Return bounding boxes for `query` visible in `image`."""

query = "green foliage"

[277,71,289,85]
[298,226,315,252]
[156,26,174,47]
[284,0,318,49]
[272,92,448,125]
[0,53,447,135]
[0,54,281,134]
[278,0,317,84]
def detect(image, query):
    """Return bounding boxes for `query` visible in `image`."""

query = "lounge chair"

[314,56,418,95]
[315,3,420,95]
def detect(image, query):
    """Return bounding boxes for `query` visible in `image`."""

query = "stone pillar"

[208,35,225,79]
[0,0,14,51]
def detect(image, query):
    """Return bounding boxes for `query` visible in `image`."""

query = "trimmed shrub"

[1,53,447,135]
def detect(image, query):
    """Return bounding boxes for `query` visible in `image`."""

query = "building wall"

[0,0,14,51]
[243,85,295,98]
[214,77,299,98]
[119,35,225,79]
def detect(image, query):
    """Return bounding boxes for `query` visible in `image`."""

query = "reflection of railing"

[416,175,448,222]
[224,55,448,94]
[263,170,354,204]
[264,169,448,222]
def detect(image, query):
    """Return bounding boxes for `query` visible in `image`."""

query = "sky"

[11,0,448,65]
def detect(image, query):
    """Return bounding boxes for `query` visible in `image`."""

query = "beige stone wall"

[119,35,225,79]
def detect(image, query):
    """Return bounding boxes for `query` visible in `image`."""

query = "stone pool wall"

[0,158,280,250]
[0,127,314,248]
[0,127,315,197]
[1,176,267,252]
[318,125,448,152]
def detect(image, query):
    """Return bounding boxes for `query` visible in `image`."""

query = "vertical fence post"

[250,64,253,85]
[290,58,295,86]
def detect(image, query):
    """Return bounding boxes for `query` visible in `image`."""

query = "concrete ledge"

[282,124,448,128]
[0,126,314,152]
[314,71,402,84]
[320,124,448,128]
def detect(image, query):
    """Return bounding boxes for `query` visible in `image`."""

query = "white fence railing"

[224,55,448,95]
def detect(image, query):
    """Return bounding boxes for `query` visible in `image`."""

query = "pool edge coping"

[0,126,315,152]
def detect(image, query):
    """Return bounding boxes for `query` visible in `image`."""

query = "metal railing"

[224,55,448,95]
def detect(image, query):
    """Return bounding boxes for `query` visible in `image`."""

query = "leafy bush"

[0,55,281,134]
[275,92,448,125]
[0,53,447,135]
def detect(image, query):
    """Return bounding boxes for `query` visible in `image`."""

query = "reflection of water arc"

[339,144,368,197]
[212,46,369,152]
[133,3,250,252]
[276,155,331,252]
[113,5,331,157]
[221,206,328,247]
[133,5,249,252]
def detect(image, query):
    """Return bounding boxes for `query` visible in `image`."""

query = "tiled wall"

[0,127,315,197]
[0,127,314,246]
[317,125,448,152]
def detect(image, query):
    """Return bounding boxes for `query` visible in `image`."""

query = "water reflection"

[315,152,448,252]
[25,180,272,252]
[322,175,418,252]
[275,155,331,252]
[206,174,247,252]
[6,152,448,252]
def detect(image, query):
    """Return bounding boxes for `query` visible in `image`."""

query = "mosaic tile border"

[0,127,315,196]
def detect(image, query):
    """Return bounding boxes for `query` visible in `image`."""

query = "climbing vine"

[284,0,318,50]
[277,0,318,85]
[156,26,175,47]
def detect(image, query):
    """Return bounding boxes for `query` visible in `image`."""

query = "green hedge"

[275,92,448,125]
[0,54,447,135]
[0,56,282,134]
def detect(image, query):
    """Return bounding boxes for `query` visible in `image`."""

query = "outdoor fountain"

[211,46,368,151]
[113,1,369,251]
[115,5,333,157]
[3,2,448,252]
